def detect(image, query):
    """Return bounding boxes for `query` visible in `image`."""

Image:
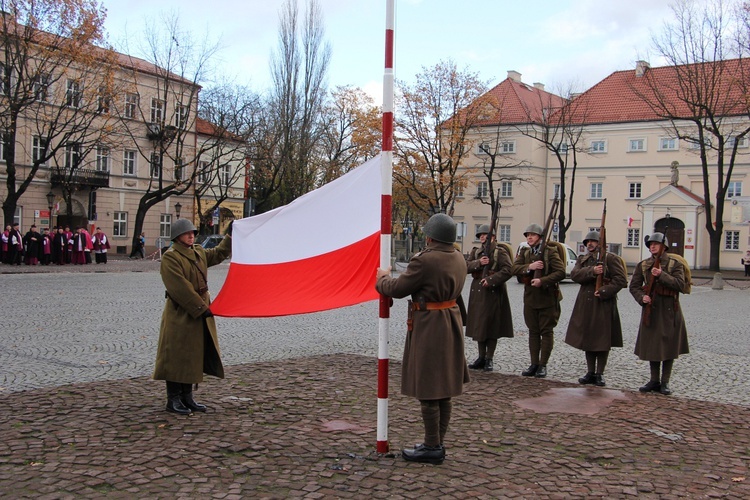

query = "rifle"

[532,196,560,281]
[595,199,607,294]
[481,190,501,279]
[642,222,667,327]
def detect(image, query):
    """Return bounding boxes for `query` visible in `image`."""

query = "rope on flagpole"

[377,0,395,455]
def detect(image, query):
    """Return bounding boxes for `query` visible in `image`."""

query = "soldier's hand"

[376,267,391,280]
[528,260,544,271]
[593,264,603,275]
[479,256,489,265]
[642,295,652,304]
[651,267,662,277]
[480,278,489,288]
[531,278,542,287]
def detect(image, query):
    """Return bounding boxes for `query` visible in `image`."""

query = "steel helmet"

[170,218,198,241]
[644,232,667,246]
[583,231,600,245]
[475,224,490,238]
[523,223,543,237]
[423,213,457,243]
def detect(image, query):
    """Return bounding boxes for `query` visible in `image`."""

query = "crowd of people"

[1,224,111,265]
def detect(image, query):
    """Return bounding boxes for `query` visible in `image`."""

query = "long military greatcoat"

[153,235,232,384]
[465,242,514,341]
[376,240,470,400]
[629,252,689,361]
[511,244,566,309]
[565,251,627,351]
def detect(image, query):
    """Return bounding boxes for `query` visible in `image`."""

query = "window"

[552,183,560,199]
[33,73,51,102]
[88,191,96,220]
[113,212,127,237]
[728,181,742,198]
[477,181,488,198]
[500,180,513,198]
[455,184,464,198]
[160,214,172,238]
[196,160,209,184]
[728,136,749,149]
[498,224,511,243]
[590,140,606,153]
[66,79,81,108]
[150,153,161,178]
[150,98,164,123]
[33,136,48,166]
[0,131,12,162]
[174,158,183,181]
[559,142,569,154]
[0,63,9,95]
[97,86,110,113]
[628,182,642,199]
[96,146,110,172]
[628,138,646,152]
[725,230,740,250]
[659,137,678,151]
[219,164,231,186]
[174,103,189,129]
[500,141,515,154]
[123,150,136,176]
[124,93,138,119]
[65,143,81,169]
[477,141,491,155]
[590,182,603,199]
[626,228,640,247]
[473,224,484,241]
[689,137,712,149]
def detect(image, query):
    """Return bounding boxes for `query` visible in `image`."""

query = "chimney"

[507,70,522,82]
[635,60,650,78]
[533,82,545,91]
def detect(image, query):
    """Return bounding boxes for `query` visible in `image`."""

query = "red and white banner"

[210,155,382,317]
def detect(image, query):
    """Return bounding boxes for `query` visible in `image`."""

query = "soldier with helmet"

[511,223,566,378]
[376,213,470,465]
[465,224,513,372]
[564,231,627,387]
[153,218,233,415]
[629,232,689,396]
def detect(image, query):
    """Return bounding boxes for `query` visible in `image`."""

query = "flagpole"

[377,0,395,455]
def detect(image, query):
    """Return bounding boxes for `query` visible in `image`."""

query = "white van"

[515,242,578,279]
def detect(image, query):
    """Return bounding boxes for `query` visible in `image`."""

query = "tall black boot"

[166,381,191,415]
[181,383,207,412]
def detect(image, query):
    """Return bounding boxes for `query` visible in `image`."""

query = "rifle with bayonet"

[532,196,560,281]
[595,198,607,294]
[481,190,502,279]
[642,220,668,327]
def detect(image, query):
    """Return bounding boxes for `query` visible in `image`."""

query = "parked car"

[160,234,224,255]
[515,241,578,280]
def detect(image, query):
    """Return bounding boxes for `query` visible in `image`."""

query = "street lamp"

[174,202,182,220]
[46,190,55,229]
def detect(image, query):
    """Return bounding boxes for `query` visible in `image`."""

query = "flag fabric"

[627,217,634,227]
[210,155,382,318]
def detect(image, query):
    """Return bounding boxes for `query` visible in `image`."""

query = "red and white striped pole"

[377,0,395,454]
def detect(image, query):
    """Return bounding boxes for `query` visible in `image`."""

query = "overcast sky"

[102,0,679,102]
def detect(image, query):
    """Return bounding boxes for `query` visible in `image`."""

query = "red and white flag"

[627,216,634,227]
[210,155,382,317]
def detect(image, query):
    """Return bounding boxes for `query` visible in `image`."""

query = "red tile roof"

[474,77,567,126]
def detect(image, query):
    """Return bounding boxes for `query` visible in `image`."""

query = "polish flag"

[210,155,382,317]
[627,217,634,227]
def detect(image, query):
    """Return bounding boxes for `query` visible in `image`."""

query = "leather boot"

[534,365,547,378]
[166,381,191,415]
[521,364,538,376]
[659,382,672,395]
[578,372,596,385]
[402,444,445,465]
[182,383,207,412]
[483,359,494,372]
[468,357,485,370]
[594,374,606,387]
[639,380,661,393]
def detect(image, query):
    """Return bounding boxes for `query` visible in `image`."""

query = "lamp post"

[46,190,55,229]
[174,202,182,220]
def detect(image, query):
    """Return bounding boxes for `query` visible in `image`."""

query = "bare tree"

[394,59,489,217]
[0,0,120,226]
[636,0,749,270]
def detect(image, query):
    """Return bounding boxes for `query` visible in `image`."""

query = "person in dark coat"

[7,223,22,265]
[376,213,469,465]
[52,227,67,265]
[511,223,565,379]
[153,218,232,415]
[465,224,513,372]
[22,224,40,265]
[629,232,689,396]
[564,231,627,387]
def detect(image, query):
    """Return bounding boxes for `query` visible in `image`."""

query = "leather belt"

[413,299,457,311]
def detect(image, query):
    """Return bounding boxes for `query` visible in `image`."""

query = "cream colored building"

[454,63,750,271]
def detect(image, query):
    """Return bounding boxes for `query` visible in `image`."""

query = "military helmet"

[583,230,600,245]
[423,213,457,243]
[170,218,198,241]
[523,223,543,237]
[644,232,667,247]
[475,224,490,238]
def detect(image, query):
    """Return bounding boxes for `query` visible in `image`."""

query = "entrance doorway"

[654,217,685,256]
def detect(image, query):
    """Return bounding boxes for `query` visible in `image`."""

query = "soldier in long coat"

[465,224,513,372]
[153,218,232,415]
[511,223,566,379]
[565,231,627,387]
[629,232,689,396]
[376,213,469,465]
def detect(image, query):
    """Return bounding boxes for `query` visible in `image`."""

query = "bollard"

[712,272,724,290]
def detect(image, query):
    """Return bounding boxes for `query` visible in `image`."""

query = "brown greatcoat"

[465,242,514,341]
[153,235,232,384]
[565,251,627,351]
[376,240,470,400]
[511,245,566,308]
[629,252,689,361]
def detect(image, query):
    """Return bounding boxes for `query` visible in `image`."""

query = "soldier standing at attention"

[629,232,689,395]
[511,224,565,378]
[376,213,469,465]
[465,225,513,372]
[564,231,627,387]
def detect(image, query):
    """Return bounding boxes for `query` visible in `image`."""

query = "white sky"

[102,0,677,103]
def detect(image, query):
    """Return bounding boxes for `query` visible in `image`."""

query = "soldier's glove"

[224,221,233,236]
[202,310,214,319]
